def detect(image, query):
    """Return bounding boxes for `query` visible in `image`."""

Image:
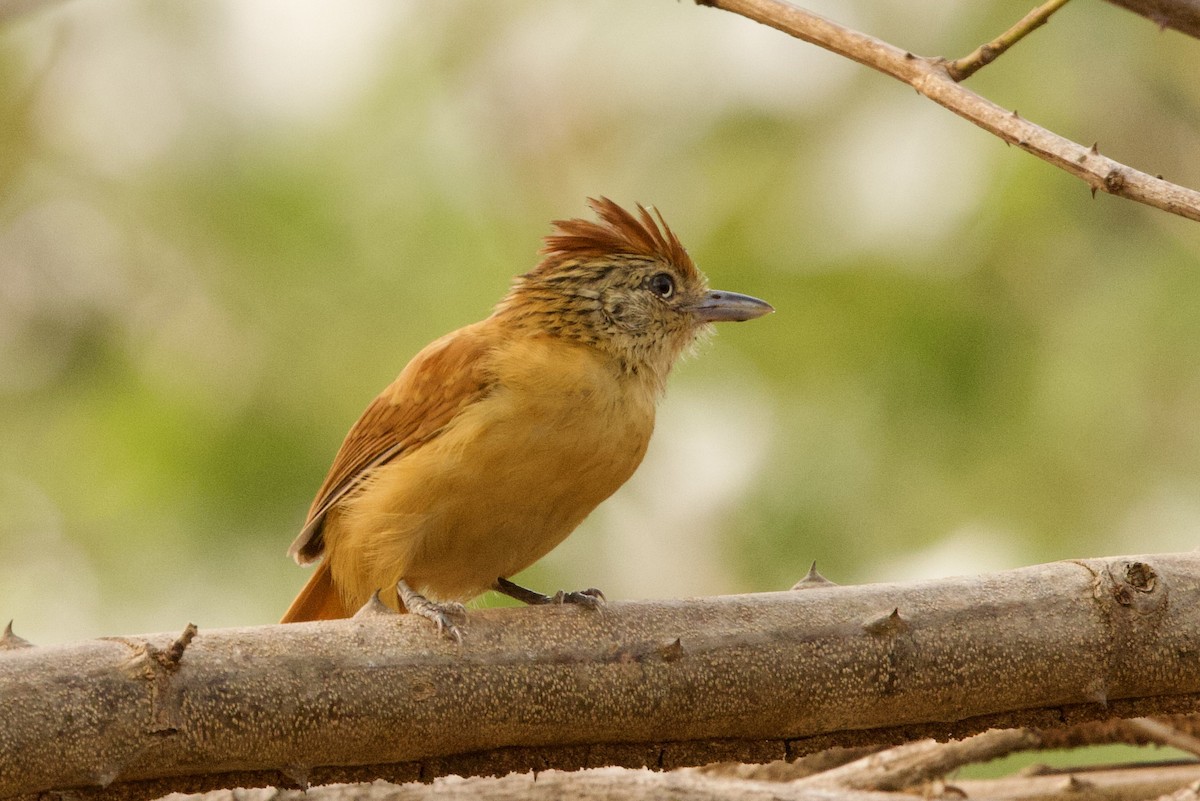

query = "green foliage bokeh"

[1,0,1198,643]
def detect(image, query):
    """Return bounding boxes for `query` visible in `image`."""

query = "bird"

[281,197,772,639]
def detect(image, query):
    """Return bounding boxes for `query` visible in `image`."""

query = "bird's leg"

[396,579,466,643]
[493,576,606,610]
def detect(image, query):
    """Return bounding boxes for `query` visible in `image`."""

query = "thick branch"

[695,0,1200,223]
[4,553,1200,801]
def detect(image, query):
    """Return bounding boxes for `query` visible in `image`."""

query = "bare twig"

[795,730,1043,792]
[694,0,1200,223]
[946,0,1073,81]
[704,717,1200,787]
[163,622,198,669]
[1128,718,1200,758]
[695,746,885,782]
[694,731,1038,787]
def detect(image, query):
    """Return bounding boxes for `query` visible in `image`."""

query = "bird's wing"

[288,323,496,564]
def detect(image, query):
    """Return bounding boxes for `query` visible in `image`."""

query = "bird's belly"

[332,384,653,604]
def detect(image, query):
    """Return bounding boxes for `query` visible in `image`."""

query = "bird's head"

[495,197,773,388]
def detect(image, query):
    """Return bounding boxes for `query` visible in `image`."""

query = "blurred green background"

[1,0,1198,645]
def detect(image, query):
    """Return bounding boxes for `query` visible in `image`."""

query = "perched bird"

[281,198,772,638]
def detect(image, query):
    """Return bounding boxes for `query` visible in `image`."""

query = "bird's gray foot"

[396,579,466,643]
[493,576,606,610]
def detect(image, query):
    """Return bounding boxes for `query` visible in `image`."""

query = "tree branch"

[694,0,1200,223]
[700,715,1200,784]
[791,729,1044,792]
[168,723,1200,801]
[138,761,1200,801]
[1104,0,1200,38]
[163,769,908,801]
[4,553,1200,801]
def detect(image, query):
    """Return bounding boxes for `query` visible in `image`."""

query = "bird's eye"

[648,273,675,299]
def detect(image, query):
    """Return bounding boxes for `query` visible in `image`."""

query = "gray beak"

[692,290,774,323]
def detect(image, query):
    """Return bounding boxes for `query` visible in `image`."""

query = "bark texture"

[2,553,1200,801]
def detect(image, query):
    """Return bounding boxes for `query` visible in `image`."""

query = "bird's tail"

[280,559,351,622]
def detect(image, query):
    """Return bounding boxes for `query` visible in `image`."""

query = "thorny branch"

[4,553,1200,801]
[1128,718,1200,758]
[695,0,1200,223]
[699,717,1200,785]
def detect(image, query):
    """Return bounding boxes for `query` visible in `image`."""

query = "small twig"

[1128,718,1200,758]
[795,729,1044,791]
[693,746,885,782]
[163,623,198,669]
[946,0,1073,81]
[719,716,1200,791]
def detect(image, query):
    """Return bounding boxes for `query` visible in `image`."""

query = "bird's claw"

[414,599,466,643]
[553,587,606,609]
[431,610,465,644]
[397,581,467,643]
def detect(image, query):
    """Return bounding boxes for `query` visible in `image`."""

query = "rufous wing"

[287,321,496,564]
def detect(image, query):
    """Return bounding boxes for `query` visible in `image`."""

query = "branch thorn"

[659,638,685,662]
[792,561,838,590]
[863,607,909,635]
[1,620,33,650]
